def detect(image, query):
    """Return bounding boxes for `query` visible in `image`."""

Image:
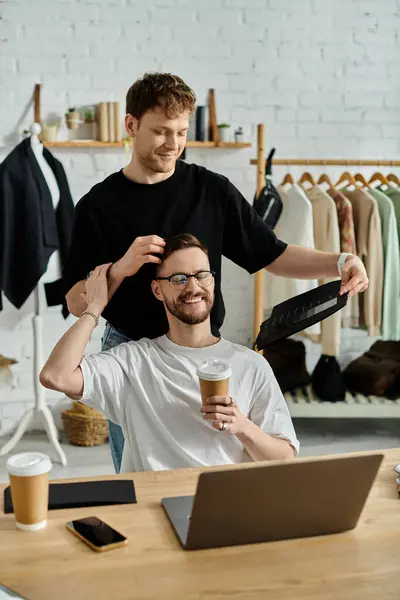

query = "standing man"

[63,72,368,473]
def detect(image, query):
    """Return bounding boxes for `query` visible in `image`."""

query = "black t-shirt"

[63,161,287,340]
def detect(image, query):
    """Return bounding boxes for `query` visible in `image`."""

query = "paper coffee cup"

[197,359,232,405]
[6,452,52,531]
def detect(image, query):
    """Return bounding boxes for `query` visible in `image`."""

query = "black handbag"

[312,355,346,402]
[253,148,283,229]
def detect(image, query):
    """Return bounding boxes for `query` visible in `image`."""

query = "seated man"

[40,234,299,472]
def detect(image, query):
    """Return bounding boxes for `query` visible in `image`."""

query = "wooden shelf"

[44,140,121,148]
[44,140,251,149]
[187,141,251,149]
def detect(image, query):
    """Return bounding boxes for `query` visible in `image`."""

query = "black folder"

[3,479,136,514]
[255,280,348,350]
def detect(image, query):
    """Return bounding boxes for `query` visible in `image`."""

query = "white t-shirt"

[80,336,299,472]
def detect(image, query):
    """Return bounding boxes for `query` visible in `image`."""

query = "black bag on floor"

[263,338,311,392]
[312,355,346,402]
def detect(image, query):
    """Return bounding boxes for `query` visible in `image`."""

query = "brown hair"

[126,73,196,120]
[157,234,208,274]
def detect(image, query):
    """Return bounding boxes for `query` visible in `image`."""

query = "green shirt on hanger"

[382,187,400,250]
[368,188,400,340]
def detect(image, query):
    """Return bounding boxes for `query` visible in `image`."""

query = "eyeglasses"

[156,270,215,289]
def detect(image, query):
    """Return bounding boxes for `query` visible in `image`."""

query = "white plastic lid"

[196,359,232,381]
[6,452,52,477]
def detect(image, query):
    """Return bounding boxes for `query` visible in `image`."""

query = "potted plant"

[84,106,96,123]
[217,123,230,142]
[234,126,244,143]
[84,106,97,139]
[65,107,80,130]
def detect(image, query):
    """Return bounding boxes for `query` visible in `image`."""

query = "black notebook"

[3,479,136,514]
[255,280,348,350]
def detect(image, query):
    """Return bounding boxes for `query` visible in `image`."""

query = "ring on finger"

[220,422,227,432]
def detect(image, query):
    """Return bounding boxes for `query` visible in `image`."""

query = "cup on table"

[197,359,232,406]
[6,452,52,531]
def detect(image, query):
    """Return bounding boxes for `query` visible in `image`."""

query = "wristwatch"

[337,253,352,276]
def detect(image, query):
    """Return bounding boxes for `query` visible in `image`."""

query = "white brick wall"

[0,0,399,429]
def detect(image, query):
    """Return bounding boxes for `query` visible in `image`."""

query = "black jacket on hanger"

[0,138,74,317]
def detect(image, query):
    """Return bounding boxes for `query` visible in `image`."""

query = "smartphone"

[0,584,29,599]
[66,516,127,552]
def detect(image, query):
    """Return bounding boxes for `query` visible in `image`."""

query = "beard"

[164,290,214,325]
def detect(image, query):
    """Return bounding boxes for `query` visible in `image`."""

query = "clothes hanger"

[353,173,370,188]
[280,161,295,186]
[281,172,295,185]
[387,172,400,186]
[317,173,334,188]
[334,171,358,189]
[298,171,316,188]
[368,171,390,187]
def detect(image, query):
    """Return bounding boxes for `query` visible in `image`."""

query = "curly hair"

[126,73,196,120]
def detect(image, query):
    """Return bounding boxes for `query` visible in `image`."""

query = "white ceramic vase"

[218,127,230,142]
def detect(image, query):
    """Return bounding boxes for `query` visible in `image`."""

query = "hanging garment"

[253,148,283,229]
[382,187,400,249]
[343,341,400,399]
[304,185,344,401]
[305,185,341,357]
[327,188,359,329]
[327,188,357,253]
[367,189,400,341]
[264,184,320,336]
[30,140,62,287]
[343,188,383,337]
[0,138,74,316]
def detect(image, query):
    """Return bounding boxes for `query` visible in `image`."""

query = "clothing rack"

[251,158,400,167]
[250,123,400,418]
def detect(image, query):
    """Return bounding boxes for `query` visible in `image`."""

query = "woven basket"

[62,403,108,447]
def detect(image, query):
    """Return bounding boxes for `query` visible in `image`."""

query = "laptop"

[255,280,348,350]
[161,452,383,550]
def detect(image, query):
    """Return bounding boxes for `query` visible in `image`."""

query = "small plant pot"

[66,111,80,130]
[218,127,230,142]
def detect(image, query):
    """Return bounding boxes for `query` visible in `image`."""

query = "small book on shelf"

[98,102,122,142]
[98,102,109,142]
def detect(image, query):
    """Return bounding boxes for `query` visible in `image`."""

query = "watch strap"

[337,253,352,276]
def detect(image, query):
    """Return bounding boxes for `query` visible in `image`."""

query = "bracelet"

[80,311,100,327]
